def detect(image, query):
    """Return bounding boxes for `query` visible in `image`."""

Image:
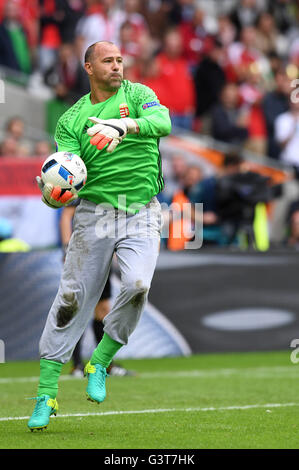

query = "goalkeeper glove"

[36,176,77,209]
[87,117,139,153]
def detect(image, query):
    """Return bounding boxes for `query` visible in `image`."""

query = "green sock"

[37,359,63,399]
[90,332,123,368]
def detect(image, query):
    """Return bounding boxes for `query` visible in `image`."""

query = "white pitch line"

[0,402,298,422]
[0,365,298,385]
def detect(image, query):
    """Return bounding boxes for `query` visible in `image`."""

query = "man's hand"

[36,176,77,209]
[87,117,139,153]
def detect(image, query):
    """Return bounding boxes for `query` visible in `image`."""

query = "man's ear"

[84,62,93,76]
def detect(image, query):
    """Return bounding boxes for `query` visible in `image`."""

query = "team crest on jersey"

[119,103,130,118]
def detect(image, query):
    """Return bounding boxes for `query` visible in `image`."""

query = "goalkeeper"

[28,40,171,431]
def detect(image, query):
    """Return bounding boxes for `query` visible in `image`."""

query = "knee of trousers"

[124,279,150,309]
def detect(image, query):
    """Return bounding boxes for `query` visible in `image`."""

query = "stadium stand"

[1,0,299,249]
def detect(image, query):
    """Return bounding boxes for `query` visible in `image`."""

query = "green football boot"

[27,395,58,431]
[84,361,108,403]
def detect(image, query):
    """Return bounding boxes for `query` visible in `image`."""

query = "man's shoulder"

[122,80,157,103]
[57,94,89,129]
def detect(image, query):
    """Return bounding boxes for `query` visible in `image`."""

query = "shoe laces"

[27,396,47,417]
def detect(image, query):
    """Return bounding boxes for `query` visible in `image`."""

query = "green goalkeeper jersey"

[54,80,171,213]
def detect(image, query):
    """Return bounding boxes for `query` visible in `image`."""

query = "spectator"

[188,153,245,246]
[267,51,284,82]
[254,11,281,56]
[4,116,32,155]
[44,41,90,104]
[171,154,189,188]
[167,164,202,251]
[33,140,52,158]
[230,0,263,36]
[193,38,227,119]
[0,0,32,74]
[38,0,64,73]
[289,36,299,69]
[84,0,102,15]
[0,135,30,157]
[56,0,85,44]
[211,82,249,145]
[75,0,124,63]
[181,165,202,199]
[274,98,299,173]
[166,0,196,27]
[117,1,150,77]
[116,0,148,42]
[119,25,156,82]
[138,0,182,41]
[217,14,237,48]
[0,136,19,157]
[142,28,195,130]
[226,25,267,83]
[0,0,39,53]
[262,67,292,159]
[5,116,25,141]
[119,20,141,67]
[238,65,268,155]
[268,0,297,35]
[158,153,189,205]
[178,8,211,69]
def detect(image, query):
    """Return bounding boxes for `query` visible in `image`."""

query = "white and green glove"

[36,176,77,209]
[87,117,139,153]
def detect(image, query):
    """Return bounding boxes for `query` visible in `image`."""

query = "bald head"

[84,41,117,64]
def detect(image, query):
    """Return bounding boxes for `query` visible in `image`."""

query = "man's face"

[85,43,123,91]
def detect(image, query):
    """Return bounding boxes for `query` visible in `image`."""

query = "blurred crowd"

[1,0,299,249]
[0,116,52,157]
[0,0,298,156]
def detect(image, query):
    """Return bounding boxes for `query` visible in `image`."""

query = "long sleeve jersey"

[54,80,172,212]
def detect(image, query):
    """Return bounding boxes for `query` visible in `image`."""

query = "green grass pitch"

[1,350,299,449]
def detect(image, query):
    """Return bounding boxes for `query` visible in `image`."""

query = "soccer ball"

[41,151,87,194]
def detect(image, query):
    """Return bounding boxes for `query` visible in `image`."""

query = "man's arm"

[129,82,172,138]
[87,82,172,153]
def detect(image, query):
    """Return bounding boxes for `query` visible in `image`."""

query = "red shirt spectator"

[142,28,195,121]
[226,26,264,83]
[39,0,61,50]
[150,53,194,115]
[239,69,267,139]
[178,8,211,68]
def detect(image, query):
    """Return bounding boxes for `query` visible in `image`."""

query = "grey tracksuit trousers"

[39,197,162,364]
